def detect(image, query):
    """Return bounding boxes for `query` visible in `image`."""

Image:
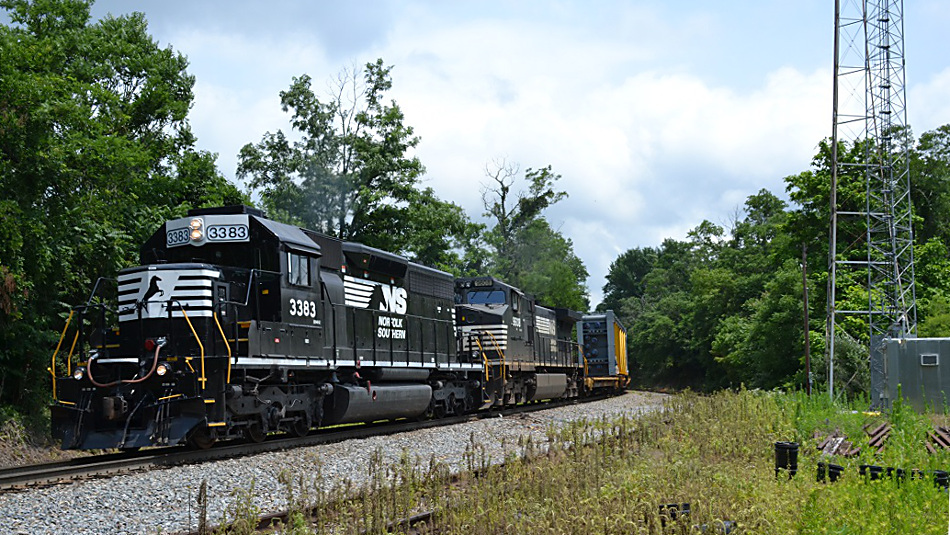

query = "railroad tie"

[864,422,891,453]
[814,430,859,457]
[927,426,950,453]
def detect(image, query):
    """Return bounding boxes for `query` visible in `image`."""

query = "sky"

[81,0,950,306]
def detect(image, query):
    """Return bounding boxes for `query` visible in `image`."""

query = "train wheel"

[245,420,266,443]
[421,400,435,420]
[289,412,311,438]
[188,425,217,450]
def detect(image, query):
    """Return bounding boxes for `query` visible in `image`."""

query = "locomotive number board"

[166,214,251,247]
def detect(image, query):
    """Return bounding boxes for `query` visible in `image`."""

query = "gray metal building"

[877,338,950,411]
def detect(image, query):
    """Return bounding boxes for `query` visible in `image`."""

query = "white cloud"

[910,66,950,134]
[330,10,834,306]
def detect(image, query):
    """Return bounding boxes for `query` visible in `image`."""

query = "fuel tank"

[323,384,432,425]
[527,373,568,401]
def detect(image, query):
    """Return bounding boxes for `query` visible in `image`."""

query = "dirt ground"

[0,419,87,469]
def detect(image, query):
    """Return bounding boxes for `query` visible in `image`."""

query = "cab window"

[288,252,310,286]
[467,289,506,305]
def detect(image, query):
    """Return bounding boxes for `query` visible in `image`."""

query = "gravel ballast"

[0,391,667,535]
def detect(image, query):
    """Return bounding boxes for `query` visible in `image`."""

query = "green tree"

[713,260,807,388]
[606,190,800,389]
[606,126,950,394]
[918,295,950,337]
[911,125,950,245]
[238,59,475,265]
[620,238,695,385]
[599,247,658,312]
[0,0,242,414]
[479,160,588,309]
[402,187,485,272]
[509,219,589,310]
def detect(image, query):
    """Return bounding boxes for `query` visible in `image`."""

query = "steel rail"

[0,394,603,494]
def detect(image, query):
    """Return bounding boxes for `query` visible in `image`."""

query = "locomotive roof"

[168,206,454,281]
[252,215,321,256]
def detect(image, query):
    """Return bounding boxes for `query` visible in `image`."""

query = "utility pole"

[803,244,811,396]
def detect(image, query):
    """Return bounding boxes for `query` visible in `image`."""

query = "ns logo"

[379,285,408,315]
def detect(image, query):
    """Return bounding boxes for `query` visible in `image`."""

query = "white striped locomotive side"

[117,267,221,321]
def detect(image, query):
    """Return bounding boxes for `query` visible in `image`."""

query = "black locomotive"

[49,206,629,450]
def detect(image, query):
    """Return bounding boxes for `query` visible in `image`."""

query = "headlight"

[73,367,85,381]
[156,362,170,376]
[189,218,203,241]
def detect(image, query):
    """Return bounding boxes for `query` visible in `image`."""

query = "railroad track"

[172,395,607,535]
[0,396,596,493]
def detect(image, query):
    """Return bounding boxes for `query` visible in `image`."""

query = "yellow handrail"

[49,310,76,402]
[178,307,206,390]
[480,330,506,370]
[472,337,490,383]
[213,312,232,383]
[479,330,507,395]
[66,329,80,374]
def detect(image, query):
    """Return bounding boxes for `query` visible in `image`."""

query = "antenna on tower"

[828,0,917,403]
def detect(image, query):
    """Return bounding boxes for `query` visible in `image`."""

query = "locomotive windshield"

[144,242,281,273]
[466,289,506,305]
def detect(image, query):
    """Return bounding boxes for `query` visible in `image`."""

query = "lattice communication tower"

[827,0,917,402]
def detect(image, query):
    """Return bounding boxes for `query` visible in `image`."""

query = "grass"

[209,389,950,534]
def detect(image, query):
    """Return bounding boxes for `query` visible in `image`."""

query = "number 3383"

[289,299,317,318]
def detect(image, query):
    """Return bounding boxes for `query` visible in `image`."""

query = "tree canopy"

[237,60,481,270]
[479,160,589,311]
[0,0,243,412]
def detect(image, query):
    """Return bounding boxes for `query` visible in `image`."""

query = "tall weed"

[213,389,950,534]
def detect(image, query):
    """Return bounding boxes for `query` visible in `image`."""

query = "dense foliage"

[0,0,244,414]
[602,125,950,393]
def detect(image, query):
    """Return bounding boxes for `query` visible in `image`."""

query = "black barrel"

[774,441,799,478]
[931,470,949,490]
[817,461,844,482]
[859,464,884,481]
[658,502,690,528]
